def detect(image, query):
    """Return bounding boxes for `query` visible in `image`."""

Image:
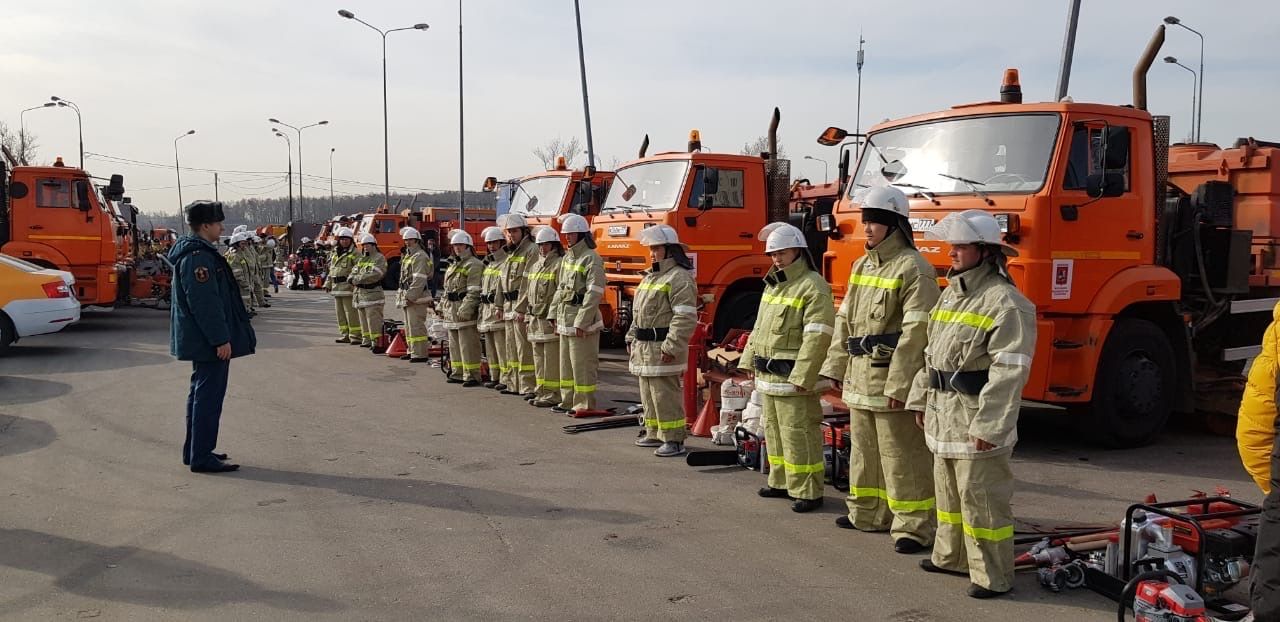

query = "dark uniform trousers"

[184,359,230,467]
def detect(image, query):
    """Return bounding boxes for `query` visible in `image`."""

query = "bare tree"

[532,136,583,169]
[740,135,785,159]
[0,121,39,166]
[601,155,624,170]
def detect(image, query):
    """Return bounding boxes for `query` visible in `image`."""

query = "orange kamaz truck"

[1,159,127,306]
[817,25,1280,447]
[481,156,615,231]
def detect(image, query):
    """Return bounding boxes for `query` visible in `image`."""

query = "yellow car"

[1,253,80,354]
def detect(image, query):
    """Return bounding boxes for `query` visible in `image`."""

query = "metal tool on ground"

[563,404,643,434]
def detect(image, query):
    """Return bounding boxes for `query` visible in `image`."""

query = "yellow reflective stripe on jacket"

[637,282,671,293]
[760,293,806,309]
[849,487,936,512]
[483,267,502,277]
[508,255,528,263]
[936,509,1013,542]
[563,261,588,274]
[528,271,557,281]
[848,274,903,290]
[930,309,996,330]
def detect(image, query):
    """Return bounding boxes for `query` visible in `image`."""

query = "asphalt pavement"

[0,288,1261,620]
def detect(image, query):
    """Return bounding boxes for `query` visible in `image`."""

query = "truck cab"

[484,159,615,231]
[1,160,126,306]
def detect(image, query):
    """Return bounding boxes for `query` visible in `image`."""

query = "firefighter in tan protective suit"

[478,226,510,388]
[627,224,698,458]
[820,186,940,554]
[739,223,834,512]
[226,232,256,316]
[907,209,1036,599]
[499,214,539,398]
[254,235,273,303]
[249,235,268,309]
[554,213,606,414]
[350,233,388,351]
[396,227,434,363]
[442,230,485,386]
[527,226,564,407]
[325,227,360,343]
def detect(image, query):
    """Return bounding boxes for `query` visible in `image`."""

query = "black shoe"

[483,381,498,389]
[410,357,430,363]
[261,302,271,308]
[551,406,572,413]
[895,538,927,554]
[835,516,855,530]
[446,377,464,384]
[919,559,969,577]
[493,384,509,392]
[400,354,413,361]
[521,393,536,401]
[371,347,386,355]
[264,293,272,298]
[336,337,351,344]
[967,584,1009,599]
[758,487,791,499]
[532,400,556,408]
[191,459,240,473]
[500,389,519,395]
[792,498,824,513]
[462,380,480,388]
[360,343,372,348]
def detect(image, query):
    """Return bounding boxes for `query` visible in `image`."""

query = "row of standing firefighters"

[319,187,1035,600]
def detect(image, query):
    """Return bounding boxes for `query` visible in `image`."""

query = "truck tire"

[715,290,761,343]
[1087,318,1174,448]
[383,259,400,291]
[0,312,14,355]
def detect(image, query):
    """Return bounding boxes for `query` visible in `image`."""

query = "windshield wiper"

[936,173,994,206]
[892,183,938,203]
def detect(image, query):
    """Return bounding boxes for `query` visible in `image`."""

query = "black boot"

[967,584,1009,599]
[757,487,791,499]
[791,498,824,513]
[894,538,927,554]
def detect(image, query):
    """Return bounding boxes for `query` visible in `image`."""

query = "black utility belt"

[356,283,380,290]
[568,292,585,306]
[503,291,519,301]
[845,332,901,356]
[753,355,795,376]
[333,276,348,283]
[928,368,990,395]
[446,292,464,301]
[633,327,669,342]
[482,293,497,304]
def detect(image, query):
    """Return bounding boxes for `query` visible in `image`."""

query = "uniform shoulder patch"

[195,266,210,283]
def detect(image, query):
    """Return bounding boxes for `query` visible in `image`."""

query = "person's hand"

[215,343,232,361]
[626,343,632,355]
[515,313,525,322]
[791,383,805,392]
[888,398,905,410]
[912,411,925,430]
[574,327,584,338]
[973,437,996,452]
[660,351,675,363]
[822,376,843,391]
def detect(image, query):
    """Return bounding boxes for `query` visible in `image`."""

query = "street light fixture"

[1163,16,1205,142]
[338,8,429,210]
[17,103,56,165]
[803,155,829,184]
[173,130,196,217]
[1163,57,1198,142]
[50,96,84,168]
[273,130,295,224]
[269,118,329,221]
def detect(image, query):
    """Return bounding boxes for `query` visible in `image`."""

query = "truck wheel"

[383,260,400,290]
[1087,318,1174,448]
[0,313,14,355]
[715,291,761,343]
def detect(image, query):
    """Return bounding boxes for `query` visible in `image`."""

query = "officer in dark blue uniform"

[168,201,256,473]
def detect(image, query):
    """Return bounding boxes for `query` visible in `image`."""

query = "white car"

[0,253,81,353]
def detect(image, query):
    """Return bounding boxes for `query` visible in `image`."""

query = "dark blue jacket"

[169,235,256,362]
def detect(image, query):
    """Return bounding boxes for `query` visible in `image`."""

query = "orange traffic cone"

[385,329,408,358]
[690,396,717,438]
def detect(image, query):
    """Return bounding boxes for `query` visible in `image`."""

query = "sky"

[2,0,1277,218]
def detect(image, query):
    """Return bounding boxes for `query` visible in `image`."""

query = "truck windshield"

[601,160,690,212]
[851,113,1061,197]
[508,176,571,216]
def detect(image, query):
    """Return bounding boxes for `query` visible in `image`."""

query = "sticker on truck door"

[688,253,697,278]
[1052,259,1073,300]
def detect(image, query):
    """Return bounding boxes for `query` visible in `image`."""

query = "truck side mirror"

[1104,127,1130,170]
[571,181,592,214]
[696,166,719,210]
[105,174,125,201]
[817,126,848,146]
[816,213,842,239]
[481,176,498,192]
[74,181,92,211]
[582,165,596,178]
[1086,172,1125,198]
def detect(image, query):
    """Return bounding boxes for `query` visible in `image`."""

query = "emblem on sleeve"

[195,266,210,283]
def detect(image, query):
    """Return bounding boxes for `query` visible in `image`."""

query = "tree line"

[133,190,497,230]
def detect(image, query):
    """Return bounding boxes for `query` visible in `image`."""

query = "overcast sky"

[3,1,1276,217]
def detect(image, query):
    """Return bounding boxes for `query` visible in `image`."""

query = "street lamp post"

[269,118,328,221]
[50,96,83,168]
[338,9,429,211]
[329,147,336,215]
[274,131,295,224]
[18,103,56,164]
[173,130,196,216]
[803,155,829,184]
[1163,57,1198,142]
[1164,16,1205,142]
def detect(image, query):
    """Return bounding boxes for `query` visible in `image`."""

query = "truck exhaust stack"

[1133,25,1166,111]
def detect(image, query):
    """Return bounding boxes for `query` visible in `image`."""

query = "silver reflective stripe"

[672,305,697,316]
[588,285,605,293]
[413,273,431,279]
[629,362,687,375]
[992,352,1032,367]
[467,286,482,291]
[444,320,478,329]
[925,433,981,455]
[754,379,799,394]
[843,391,890,410]
[804,323,834,335]
[903,311,930,324]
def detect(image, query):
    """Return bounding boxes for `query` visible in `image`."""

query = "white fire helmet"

[638,224,681,247]
[482,226,505,243]
[252,235,262,243]
[266,238,277,248]
[335,227,354,239]
[499,213,528,230]
[230,232,249,245]
[925,209,1018,257]
[859,185,911,218]
[534,226,560,244]
[556,213,590,234]
[759,222,808,253]
[301,237,312,244]
[233,225,248,234]
[400,227,422,241]
[449,230,474,246]
[359,233,377,246]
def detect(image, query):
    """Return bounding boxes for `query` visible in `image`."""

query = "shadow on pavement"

[0,528,342,614]
[0,377,71,407]
[0,414,56,458]
[235,466,646,525]
[0,346,170,375]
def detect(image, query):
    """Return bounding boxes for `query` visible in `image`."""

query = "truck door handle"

[738,232,752,238]
[28,225,44,230]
